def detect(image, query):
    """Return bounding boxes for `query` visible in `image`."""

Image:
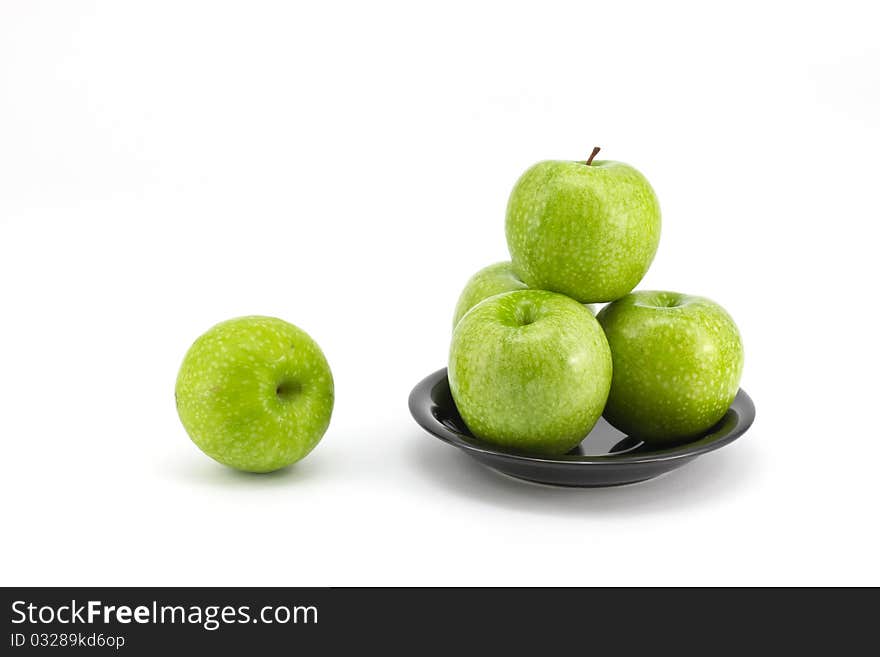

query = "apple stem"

[586,146,601,166]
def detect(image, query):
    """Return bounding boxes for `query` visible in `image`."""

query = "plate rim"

[409,368,755,467]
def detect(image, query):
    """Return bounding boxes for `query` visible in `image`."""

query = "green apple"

[449,289,612,455]
[505,149,661,303]
[452,261,528,328]
[175,316,334,473]
[596,291,744,443]
[453,261,596,328]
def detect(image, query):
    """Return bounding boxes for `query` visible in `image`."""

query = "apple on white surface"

[175,315,334,473]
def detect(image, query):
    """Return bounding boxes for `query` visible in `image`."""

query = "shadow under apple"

[408,431,760,517]
[158,448,326,489]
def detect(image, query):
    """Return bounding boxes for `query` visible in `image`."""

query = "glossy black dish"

[409,368,755,488]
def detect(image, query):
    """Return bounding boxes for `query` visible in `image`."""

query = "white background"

[1,1,878,586]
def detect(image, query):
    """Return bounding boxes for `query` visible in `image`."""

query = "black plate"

[409,368,755,488]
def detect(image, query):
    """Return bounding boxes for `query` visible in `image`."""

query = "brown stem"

[586,146,601,166]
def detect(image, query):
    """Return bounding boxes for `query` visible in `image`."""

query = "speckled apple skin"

[449,290,612,455]
[175,316,334,473]
[452,261,529,328]
[505,160,661,303]
[597,291,743,443]
[453,261,596,329]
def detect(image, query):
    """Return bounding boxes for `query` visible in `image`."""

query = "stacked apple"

[449,148,744,455]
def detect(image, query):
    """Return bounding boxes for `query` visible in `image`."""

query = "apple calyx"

[586,146,601,166]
